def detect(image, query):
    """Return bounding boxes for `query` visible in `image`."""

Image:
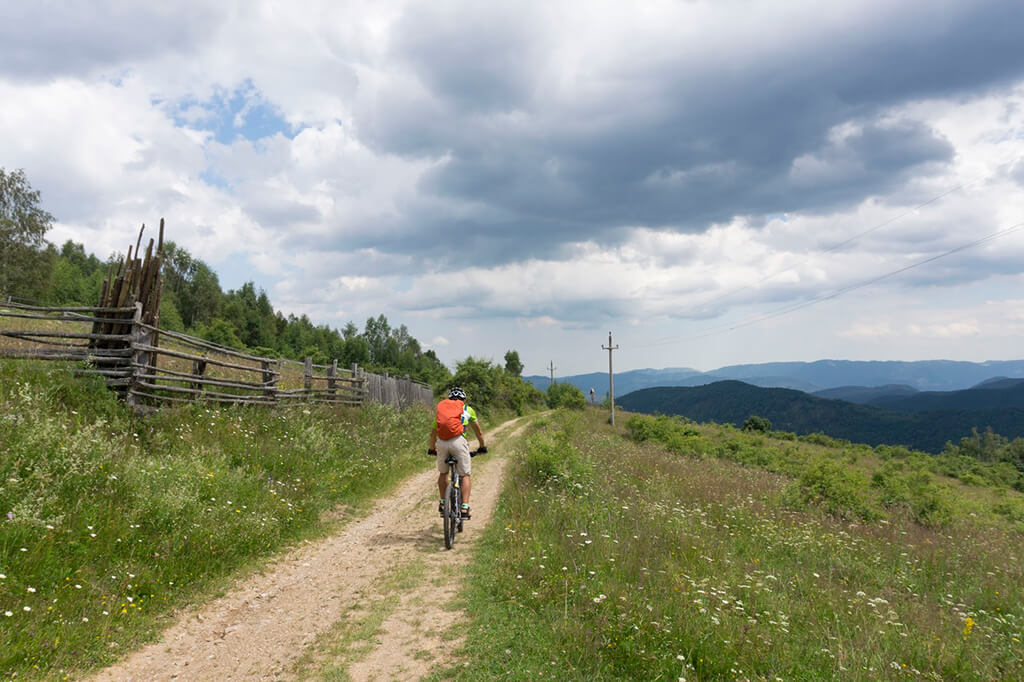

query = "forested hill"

[867,379,1024,412]
[617,380,1024,453]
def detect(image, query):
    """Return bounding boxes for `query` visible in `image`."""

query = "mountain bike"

[435,449,483,550]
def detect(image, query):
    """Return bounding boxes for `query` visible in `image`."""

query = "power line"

[685,176,985,316]
[640,218,1024,348]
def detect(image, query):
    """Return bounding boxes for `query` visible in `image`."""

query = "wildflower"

[963,617,976,636]
[3,611,11,617]
[23,606,30,611]
[26,587,35,593]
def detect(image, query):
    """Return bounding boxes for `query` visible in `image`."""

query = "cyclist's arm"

[470,421,485,449]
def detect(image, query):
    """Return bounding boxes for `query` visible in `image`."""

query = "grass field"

[0,359,432,680]
[4,357,1022,680]
[441,409,1023,680]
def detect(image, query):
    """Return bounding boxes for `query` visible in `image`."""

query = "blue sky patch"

[165,79,292,144]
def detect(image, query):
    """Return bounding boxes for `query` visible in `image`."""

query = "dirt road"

[90,417,530,681]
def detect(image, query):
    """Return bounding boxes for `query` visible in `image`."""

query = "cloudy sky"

[3,1,1024,376]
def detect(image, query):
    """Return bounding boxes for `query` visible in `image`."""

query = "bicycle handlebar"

[427,447,489,457]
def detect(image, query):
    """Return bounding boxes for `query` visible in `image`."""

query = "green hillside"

[441,408,1024,680]
[618,380,1024,453]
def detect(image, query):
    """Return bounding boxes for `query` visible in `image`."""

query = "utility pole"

[547,361,557,387]
[602,331,619,425]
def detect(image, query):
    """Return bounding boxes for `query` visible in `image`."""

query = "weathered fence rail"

[0,299,433,411]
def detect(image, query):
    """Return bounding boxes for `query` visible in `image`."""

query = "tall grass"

[0,359,432,680]
[442,409,1024,680]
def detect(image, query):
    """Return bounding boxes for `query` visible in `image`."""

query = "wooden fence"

[0,299,433,411]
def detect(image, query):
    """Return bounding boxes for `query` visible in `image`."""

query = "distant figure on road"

[589,387,595,404]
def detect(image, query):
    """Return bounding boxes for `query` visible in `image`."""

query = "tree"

[546,382,586,410]
[364,314,391,364]
[743,415,773,433]
[0,168,55,298]
[504,350,524,377]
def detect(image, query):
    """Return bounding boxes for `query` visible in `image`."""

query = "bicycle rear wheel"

[455,487,464,533]
[443,483,456,549]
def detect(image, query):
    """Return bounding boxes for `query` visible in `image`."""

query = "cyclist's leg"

[436,439,451,499]
[453,437,472,506]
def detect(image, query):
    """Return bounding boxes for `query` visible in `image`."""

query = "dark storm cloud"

[0,2,221,81]
[354,1,1024,266]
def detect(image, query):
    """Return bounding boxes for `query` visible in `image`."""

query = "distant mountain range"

[527,359,1024,396]
[616,379,1024,453]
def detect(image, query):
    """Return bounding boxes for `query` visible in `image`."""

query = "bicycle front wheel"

[443,483,455,550]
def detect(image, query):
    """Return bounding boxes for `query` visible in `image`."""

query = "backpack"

[436,399,465,440]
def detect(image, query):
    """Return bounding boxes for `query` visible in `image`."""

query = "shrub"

[800,431,843,448]
[546,382,586,410]
[872,461,954,526]
[522,429,591,488]
[782,458,880,521]
[742,415,772,432]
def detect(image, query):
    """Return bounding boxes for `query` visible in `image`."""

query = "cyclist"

[428,387,486,518]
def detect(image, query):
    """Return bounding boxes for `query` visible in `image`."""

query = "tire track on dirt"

[89,415,532,682]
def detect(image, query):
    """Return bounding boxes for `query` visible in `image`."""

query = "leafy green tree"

[743,415,773,433]
[450,357,497,407]
[546,382,586,409]
[504,350,524,376]
[342,335,371,366]
[158,294,186,332]
[161,242,223,329]
[364,314,391,363]
[198,318,245,349]
[447,356,544,414]
[0,168,55,298]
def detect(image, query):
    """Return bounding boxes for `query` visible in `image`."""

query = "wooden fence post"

[327,359,337,402]
[304,357,313,397]
[262,359,276,405]
[192,358,207,398]
[351,363,361,406]
[126,302,149,411]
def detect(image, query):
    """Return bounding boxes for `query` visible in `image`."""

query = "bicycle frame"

[441,449,479,549]
[443,455,462,549]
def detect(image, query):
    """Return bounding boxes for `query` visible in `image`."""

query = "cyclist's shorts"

[436,435,471,475]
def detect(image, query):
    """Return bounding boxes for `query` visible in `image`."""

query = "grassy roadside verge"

[0,360,433,680]
[441,408,1023,680]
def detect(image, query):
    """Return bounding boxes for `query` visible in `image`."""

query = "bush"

[783,458,880,521]
[546,382,586,410]
[522,430,591,488]
[742,415,772,432]
[625,414,700,453]
[872,461,954,526]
